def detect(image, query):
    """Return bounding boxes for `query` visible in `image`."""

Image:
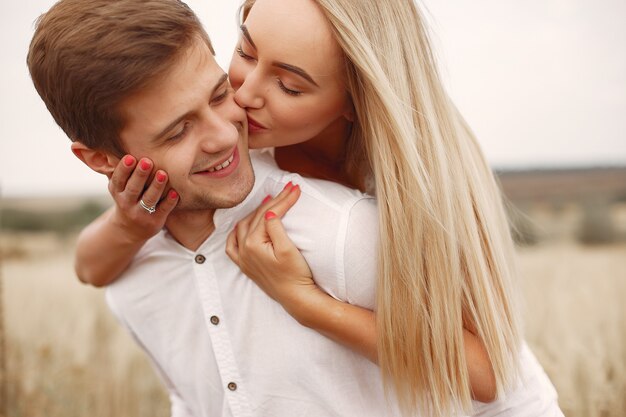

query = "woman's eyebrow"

[272,62,319,87]
[240,25,256,49]
[240,24,319,88]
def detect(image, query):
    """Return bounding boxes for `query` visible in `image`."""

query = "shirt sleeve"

[343,197,379,310]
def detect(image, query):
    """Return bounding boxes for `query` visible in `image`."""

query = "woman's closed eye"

[236,46,255,61]
[277,79,302,96]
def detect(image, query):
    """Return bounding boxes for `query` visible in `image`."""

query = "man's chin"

[174,175,255,212]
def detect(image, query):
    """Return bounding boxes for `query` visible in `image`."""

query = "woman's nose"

[233,71,264,110]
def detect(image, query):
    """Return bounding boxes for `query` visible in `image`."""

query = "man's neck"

[165,209,216,251]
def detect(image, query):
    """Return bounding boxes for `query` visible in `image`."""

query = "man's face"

[118,38,254,211]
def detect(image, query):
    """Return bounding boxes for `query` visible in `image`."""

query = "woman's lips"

[247,115,267,133]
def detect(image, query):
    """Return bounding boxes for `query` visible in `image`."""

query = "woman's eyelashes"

[236,46,254,61]
[236,44,303,97]
[277,79,302,96]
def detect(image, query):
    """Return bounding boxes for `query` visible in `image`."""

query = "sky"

[1,0,624,197]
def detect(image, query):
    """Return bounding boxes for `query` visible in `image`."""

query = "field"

[1,231,625,417]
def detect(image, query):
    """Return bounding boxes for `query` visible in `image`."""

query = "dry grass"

[1,233,169,417]
[1,232,625,417]
[517,242,626,417]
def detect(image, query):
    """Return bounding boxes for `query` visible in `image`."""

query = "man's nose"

[197,112,241,154]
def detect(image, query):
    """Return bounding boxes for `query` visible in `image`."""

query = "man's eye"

[168,122,189,141]
[211,89,230,104]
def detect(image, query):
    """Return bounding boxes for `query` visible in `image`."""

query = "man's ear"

[70,142,119,179]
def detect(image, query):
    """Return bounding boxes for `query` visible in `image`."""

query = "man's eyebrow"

[153,73,229,141]
[240,25,256,50]
[272,62,319,87]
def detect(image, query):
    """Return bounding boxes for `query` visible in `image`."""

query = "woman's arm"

[226,190,496,402]
[290,292,496,402]
[75,156,178,287]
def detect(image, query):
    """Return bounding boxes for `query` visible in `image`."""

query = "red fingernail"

[262,195,272,204]
[123,155,135,167]
[291,184,300,193]
[156,172,167,183]
[265,211,277,220]
[168,190,178,199]
[140,160,151,171]
[283,181,293,190]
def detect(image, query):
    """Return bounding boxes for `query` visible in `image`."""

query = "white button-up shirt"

[106,151,400,417]
[106,151,563,417]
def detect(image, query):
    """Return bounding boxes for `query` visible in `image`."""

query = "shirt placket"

[192,250,253,417]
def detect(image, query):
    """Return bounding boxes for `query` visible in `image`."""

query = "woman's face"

[228,0,353,149]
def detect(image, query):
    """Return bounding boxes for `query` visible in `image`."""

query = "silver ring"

[139,199,156,214]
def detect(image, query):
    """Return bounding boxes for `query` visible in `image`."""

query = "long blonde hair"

[241,1,522,415]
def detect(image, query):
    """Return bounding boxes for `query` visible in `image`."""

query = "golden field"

[1,231,625,417]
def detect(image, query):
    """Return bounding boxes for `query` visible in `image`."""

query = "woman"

[76,0,563,415]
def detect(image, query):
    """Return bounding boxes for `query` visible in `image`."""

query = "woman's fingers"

[235,214,253,248]
[225,228,240,264]
[251,181,301,231]
[251,184,301,239]
[139,170,168,211]
[229,180,301,263]
[123,158,154,201]
[249,181,293,229]
[266,183,300,219]
[264,210,298,258]
[109,155,137,194]
[155,189,179,217]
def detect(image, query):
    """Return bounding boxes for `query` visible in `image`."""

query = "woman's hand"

[75,155,178,287]
[108,155,179,243]
[226,182,327,321]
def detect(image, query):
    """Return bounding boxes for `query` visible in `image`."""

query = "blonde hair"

[242,1,522,416]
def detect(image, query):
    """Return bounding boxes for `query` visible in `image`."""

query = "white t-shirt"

[106,150,563,417]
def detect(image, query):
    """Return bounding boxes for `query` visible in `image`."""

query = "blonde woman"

[76,0,563,415]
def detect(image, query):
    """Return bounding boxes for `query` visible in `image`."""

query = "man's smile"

[192,146,240,179]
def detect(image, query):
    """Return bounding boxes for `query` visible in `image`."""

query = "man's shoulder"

[250,149,374,213]
[106,230,180,294]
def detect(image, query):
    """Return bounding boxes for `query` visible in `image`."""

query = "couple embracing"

[28,0,563,416]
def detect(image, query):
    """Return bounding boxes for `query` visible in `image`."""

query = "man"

[27,1,389,416]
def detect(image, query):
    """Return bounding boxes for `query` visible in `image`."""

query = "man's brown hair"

[27,0,214,155]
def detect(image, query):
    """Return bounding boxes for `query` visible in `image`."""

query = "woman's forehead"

[244,0,343,74]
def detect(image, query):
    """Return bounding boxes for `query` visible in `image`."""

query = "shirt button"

[227,382,237,391]
[195,254,206,264]
[210,315,220,325]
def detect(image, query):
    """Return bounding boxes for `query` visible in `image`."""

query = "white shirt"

[106,151,563,417]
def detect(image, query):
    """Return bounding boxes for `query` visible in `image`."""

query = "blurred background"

[1,1,625,416]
